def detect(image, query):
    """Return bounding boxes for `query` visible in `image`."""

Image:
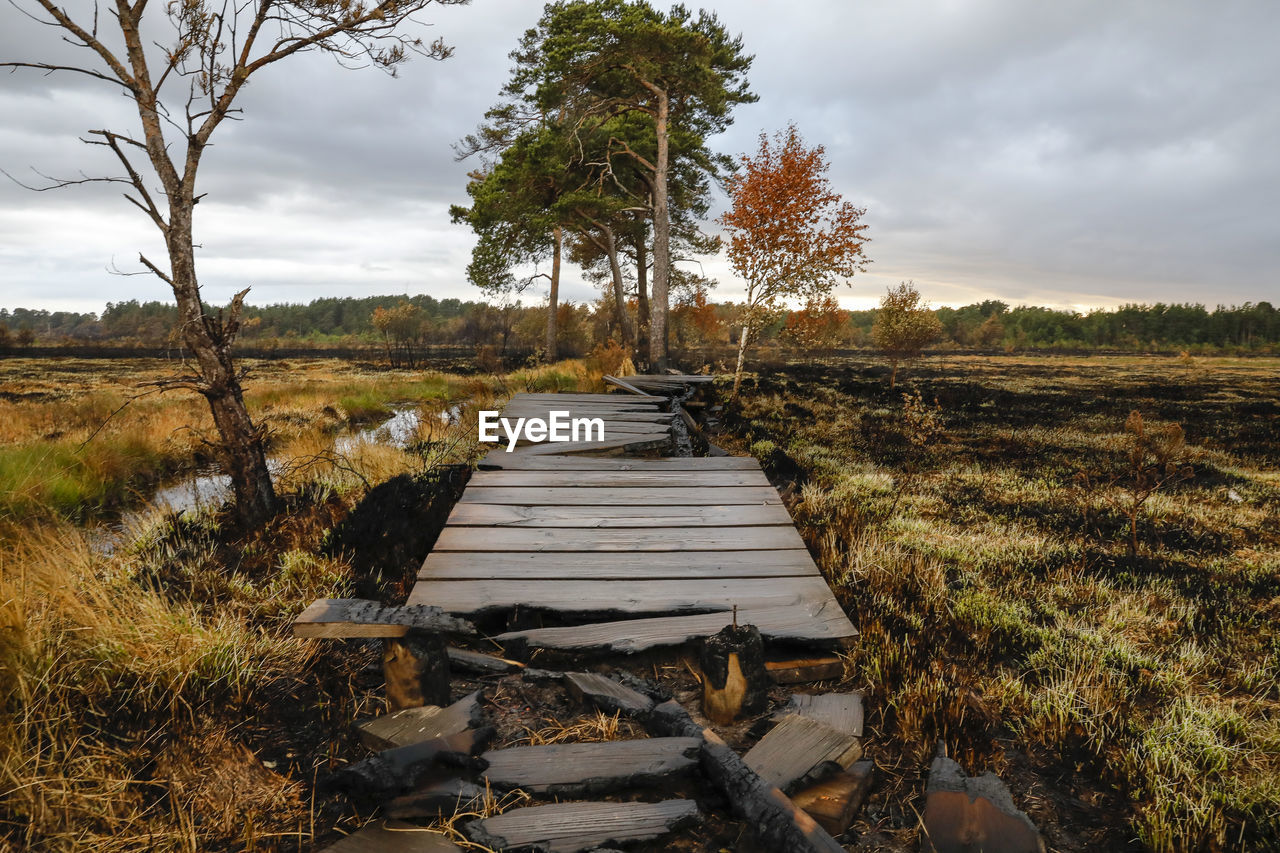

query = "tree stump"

[699,622,769,724]
[383,630,450,710]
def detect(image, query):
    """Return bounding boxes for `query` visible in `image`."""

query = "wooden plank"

[646,700,848,853]
[475,455,759,471]
[458,485,782,506]
[383,779,487,821]
[467,470,771,488]
[498,603,858,653]
[325,728,492,801]
[743,714,863,793]
[792,762,874,837]
[466,800,699,853]
[495,412,673,427]
[563,672,654,714]
[292,599,474,638]
[498,403,668,416]
[767,656,846,685]
[510,392,664,403]
[407,575,836,616]
[419,550,819,581]
[355,691,482,750]
[480,737,700,794]
[603,374,660,396]
[446,647,524,674]
[776,693,865,737]
[443,502,794,528]
[318,820,461,853]
[430,525,808,553]
[507,434,673,457]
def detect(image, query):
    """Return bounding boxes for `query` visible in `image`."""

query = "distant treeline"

[3,294,1279,356]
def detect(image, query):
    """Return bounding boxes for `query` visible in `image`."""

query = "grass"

[724,354,1280,852]
[0,354,609,851]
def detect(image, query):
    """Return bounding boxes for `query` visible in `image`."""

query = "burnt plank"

[743,715,862,793]
[293,599,474,638]
[354,691,482,751]
[776,693,865,737]
[419,550,819,581]
[446,647,524,674]
[466,800,699,853]
[480,737,700,794]
[766,656,846,685]
[457,485,782,506]
[317,820,461,852]
[497,603,858,653]
[791,761,874,837]
[406,576,834,617]
[443,502,794,528]
[430,525,807,552]
[382,779,487,821]
[325,728,493,801]
[563,671,654,714]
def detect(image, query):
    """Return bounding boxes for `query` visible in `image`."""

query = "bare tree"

[4,0,466,528]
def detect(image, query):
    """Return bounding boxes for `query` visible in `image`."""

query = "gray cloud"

[2,0,1277,314]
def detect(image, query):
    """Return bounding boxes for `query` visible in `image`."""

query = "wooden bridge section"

[409,391,857,654]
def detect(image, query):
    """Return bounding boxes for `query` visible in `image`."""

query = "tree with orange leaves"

[720,124,870,396]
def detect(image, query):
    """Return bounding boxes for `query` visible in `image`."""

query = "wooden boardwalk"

[407,392,857,654]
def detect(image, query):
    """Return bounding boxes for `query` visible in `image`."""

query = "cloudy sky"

[1,0,1276,314]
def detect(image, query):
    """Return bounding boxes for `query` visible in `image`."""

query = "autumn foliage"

[720,123,869,394]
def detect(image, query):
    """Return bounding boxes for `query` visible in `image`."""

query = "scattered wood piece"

[383,632,450,710]
[324,728,493,803]
[497,603,858,654]
[466,800,699,853]
[699,623,769,724]
[791,761,873,837]
[766,655,845,684]
[603,375,660,397]
[355,691,483,751]
[646,700,846,853]
[922,752,1045,853]
[446,647,524,674]
[480,737,700,795]
[293,598,474,638]
[317,819,462,852]
[774,692,865,737]
[563,672,655,715]
[743,714,862,793]
[382,779,488,820]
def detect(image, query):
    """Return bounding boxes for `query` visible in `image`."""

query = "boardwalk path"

[407,389,857,655]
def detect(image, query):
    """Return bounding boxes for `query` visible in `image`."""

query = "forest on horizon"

[3,293,1279,357]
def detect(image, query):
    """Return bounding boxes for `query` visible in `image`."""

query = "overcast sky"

[1,0,1276,315]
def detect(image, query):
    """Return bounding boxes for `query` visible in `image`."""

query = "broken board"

[466,800,699,853]
[743,714,862,792]
[480,737,700,794]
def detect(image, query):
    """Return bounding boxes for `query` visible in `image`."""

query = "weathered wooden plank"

[646,700,848,853]
[792,761,874,837]
[509,392,665,404]
[458,485,782,506]
[499,434,673,458]
[563,672,654,715]
[354,691,482,751]
[292,599,474,638]
[480,737,700,794]
[776,693,865,737]
[497,405,669,418]
[467,470,772,488]
[419,550,819,581]
[744,715,862,793]
[443,502,794,528]
[317,820,461,852]
[325,728,492,801]
[383,779,487,821]
[767,656,846,685]
[407,576,835,617]
[498,603,858,653]
[466,800,699,853]
[476,455,759,471]
[446,647,524,674]
[602,375,660,397]
[431,525,808,553]
[495,414,672,431]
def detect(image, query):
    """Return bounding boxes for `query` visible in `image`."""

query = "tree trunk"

[889,361,898,389]
[635,236,650,359]
[168,211,277,530]
[649,89,671,370]
[546,226,561,362]
[732,322,751,399]
[604,225,634,348]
